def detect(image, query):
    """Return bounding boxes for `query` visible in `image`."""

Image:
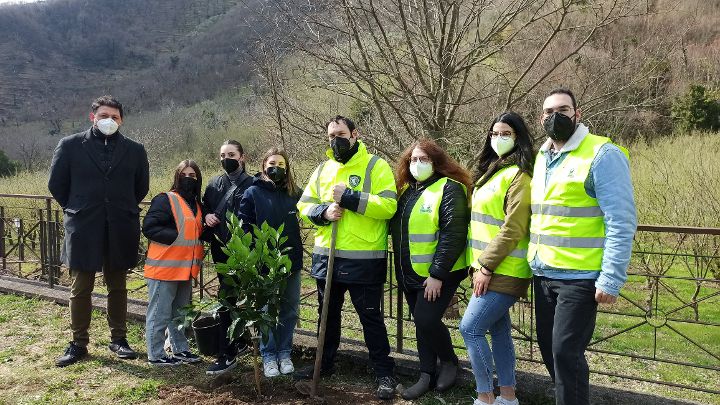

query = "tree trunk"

[251,334,262,397]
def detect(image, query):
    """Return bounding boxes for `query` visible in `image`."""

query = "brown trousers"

[69,270,128,347]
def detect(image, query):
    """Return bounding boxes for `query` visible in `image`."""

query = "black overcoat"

[48,129,150,272]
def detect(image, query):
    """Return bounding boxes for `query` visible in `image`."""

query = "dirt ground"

[157,355,413,405]
[158,377,388,405]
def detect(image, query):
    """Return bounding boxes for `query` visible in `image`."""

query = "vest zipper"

[398,184,420,290]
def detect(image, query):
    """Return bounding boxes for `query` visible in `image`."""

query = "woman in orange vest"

[142,160,205,366]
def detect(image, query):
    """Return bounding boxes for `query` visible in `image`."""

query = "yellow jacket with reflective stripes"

[407,177,467,277]
[298,141,397,262]
[528,133,628,271]
[467,166,531,279]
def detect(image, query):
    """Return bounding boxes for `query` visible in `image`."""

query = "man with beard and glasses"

[528,89,637,405]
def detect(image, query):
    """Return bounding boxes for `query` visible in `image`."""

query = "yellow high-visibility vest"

[406,177,466,277]
[467,166,531,278]
[297,141,397,259]
[528,133,628,271]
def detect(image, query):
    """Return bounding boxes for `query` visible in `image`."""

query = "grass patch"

[110,380,161,403]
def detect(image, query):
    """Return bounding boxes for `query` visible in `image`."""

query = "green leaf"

[227,317,243,340]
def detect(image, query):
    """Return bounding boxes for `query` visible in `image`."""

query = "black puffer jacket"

[143,192,202,245]
[390,174,469,291]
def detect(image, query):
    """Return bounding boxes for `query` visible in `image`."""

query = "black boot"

[435,360,457,392]
[401,372,432,400]
[56,342,88,367]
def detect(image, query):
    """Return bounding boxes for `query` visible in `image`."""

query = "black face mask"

[265,166,286,184]
[178,177,197,197]
[543,112,576,142]
[221,158,241,173]
[330,136,353,163]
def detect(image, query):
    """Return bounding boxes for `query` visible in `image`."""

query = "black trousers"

[315,279,395,377]
[403,277,461,375]
[534,277,598,405]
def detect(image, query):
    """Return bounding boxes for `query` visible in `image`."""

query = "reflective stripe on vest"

[528,133,628,271]
[407,177,467,277]
[144,192,205,281]
[467,166,531,279]
[313,246,387,259]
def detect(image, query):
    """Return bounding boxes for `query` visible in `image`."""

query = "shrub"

[0,149,18,177]
[671,85,720,133]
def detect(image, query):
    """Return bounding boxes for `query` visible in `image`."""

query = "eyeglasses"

[542,106,575,115]
[488,131,514,138]
[410,156,431,164]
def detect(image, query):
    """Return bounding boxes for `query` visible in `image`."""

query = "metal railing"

[1,194,719,396]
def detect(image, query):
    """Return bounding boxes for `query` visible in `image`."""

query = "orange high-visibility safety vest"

[144,191,204,281]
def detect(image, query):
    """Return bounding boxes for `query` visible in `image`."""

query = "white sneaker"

[473,399,493,405]
[263,361,280,378]
[279,358,294,374]
[494,397,519,405]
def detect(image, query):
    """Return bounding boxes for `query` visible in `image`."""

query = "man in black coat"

[48,96,150,367]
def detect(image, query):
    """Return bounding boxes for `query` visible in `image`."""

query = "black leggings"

[404,276,461,375]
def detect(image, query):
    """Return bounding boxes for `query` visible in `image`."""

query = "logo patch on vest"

[419,204,433,213]
[567,167,576,178]
[348,175,361,188]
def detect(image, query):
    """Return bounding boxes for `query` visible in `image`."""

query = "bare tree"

[266,0,649,156]
[18,139,40,171]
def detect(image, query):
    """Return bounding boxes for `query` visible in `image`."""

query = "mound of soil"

[158,370,392,405]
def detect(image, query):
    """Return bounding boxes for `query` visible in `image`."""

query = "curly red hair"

[394,138,472,194]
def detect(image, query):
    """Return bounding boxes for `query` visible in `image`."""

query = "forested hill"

[0,0,271,123]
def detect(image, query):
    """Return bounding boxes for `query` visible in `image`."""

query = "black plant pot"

[192,315,220,356]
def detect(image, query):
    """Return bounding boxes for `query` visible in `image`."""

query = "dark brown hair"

[260,147,300,197]
[325,115,356,132]
[395,138,472,194]
[170,159,203,206]
[91,95,124,118]
[547,88,577,110]
[222,139,244,155]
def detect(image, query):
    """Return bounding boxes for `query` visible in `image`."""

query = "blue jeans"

[460,290,518,393]
[260,269,301,363]
[145,278,192,361]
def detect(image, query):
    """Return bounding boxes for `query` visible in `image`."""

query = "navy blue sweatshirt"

[235,175,303,273]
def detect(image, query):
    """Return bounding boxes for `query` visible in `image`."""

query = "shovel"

[295,220,339,400]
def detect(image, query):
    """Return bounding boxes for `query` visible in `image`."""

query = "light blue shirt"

[530,124,637,296]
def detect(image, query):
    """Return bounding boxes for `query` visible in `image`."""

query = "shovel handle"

[311,220,339,395]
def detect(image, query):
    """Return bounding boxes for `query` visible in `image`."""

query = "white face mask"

[491,136,515,157]
[96,118,119,136]
[409,161,433,182]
